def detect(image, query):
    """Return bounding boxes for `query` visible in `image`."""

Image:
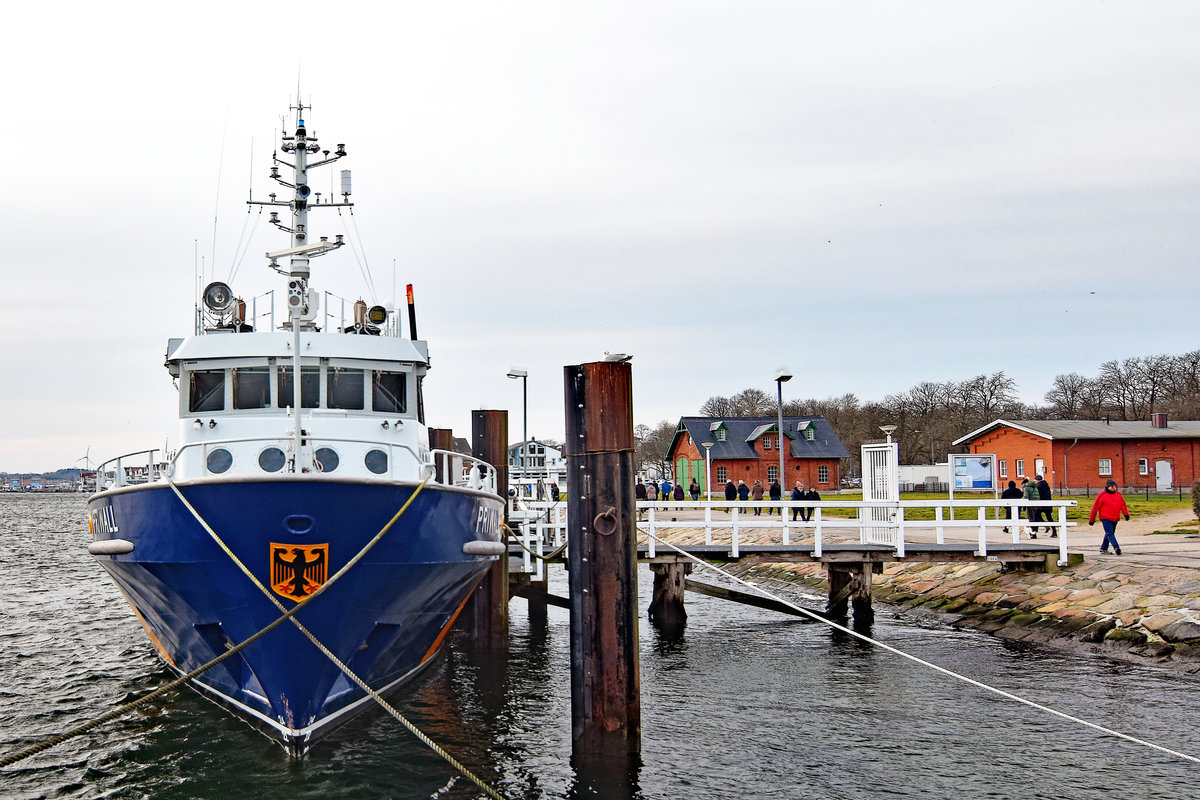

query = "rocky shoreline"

[748,557,1200,673]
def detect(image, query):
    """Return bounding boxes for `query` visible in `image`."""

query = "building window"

[999,460,1008,478]
[805,428,815,441]
[763,437,772,450]
[1139,458,1149,476]
[716,429,726,442]
[1099,458,1112,476]
[767,466,778,482]
[818,465,829,483]
[716,466,727,483]
[1015,459,1025,477]
[1035,458,1045,477]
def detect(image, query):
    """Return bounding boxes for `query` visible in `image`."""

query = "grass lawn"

[814,490,1196,522]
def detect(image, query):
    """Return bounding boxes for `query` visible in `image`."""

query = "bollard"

[564,361,641,759]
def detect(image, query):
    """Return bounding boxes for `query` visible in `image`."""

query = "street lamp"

[774,369,793,491]
[702,441,714,502]
[507,368,528,497]
[879,424,897,444]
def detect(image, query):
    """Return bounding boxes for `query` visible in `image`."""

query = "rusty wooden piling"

[429,427,456,484]
[467,409,509,647]
[825,562,875,623]
[564,361,640,758]
[648,562,690,628]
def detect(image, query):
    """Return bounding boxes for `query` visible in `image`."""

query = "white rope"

[645,529,1200,765]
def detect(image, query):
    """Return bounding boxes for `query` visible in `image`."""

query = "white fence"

[507,499,1078,573]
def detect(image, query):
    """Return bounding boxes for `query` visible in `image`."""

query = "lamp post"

[774,369,793,489]
[702,441,714,502]
[507,368,528,497]
[879,424,897,444]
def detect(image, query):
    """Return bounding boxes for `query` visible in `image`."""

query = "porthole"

[207,448,233,474]
[315,447,339,473]
[258,447,286,472]
[365,449,388,475]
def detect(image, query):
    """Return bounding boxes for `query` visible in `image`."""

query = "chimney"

[1152,412,1168,429]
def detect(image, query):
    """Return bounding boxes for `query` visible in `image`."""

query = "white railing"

[97,439,497,494]
[506,499,1078,571]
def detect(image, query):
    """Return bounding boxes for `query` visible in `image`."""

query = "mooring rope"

[163,477,505,800]
[644,530,1200,766]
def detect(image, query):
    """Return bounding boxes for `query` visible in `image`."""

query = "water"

[3,493,1199,799]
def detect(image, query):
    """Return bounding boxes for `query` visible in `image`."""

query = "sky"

[3,1,1199,472]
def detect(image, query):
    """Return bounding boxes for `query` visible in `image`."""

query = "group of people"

[635,477,703,508]
[634,476,821,519]
[1001,473,1131,555]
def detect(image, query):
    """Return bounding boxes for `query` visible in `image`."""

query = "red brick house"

[665,416,849,495]
[952,417,1200,491]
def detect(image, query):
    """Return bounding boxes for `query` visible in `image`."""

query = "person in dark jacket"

[790,481,805,521]
[550,482,560,502]
[724,480,736,512]
[1000,480,1022,533]
[689,479,701,501]
[673,482,684,501]
[635,478,647,519]
[769,479,782,515]
[1089,478,1130,555]
[1035,474,1054,537]
[803,486,821,522]
[737,480,750,502]
[1021,477,1040,538]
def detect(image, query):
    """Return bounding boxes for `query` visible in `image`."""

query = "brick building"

[951,417,1200,491]
[665,416,849,495]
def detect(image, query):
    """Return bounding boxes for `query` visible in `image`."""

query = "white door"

[861,442,899,544]
[1156,460,1173,492]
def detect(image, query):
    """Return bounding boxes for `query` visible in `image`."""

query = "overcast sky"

[3,2,1198,473]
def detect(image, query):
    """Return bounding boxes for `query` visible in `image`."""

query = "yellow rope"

[165,477,506,799]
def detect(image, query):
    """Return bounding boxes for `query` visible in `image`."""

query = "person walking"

[751,479,764,515]
[803,485,821,522]
[1021,477,1040,538]
[689,479,701,501]
[550,482,560,502]
[724,479,737,512]
[660,478,672,507]
[673,482,684,501]
[790,481,805,521]
[636,478,647,519]
[769,478,782,515]
[999,480,1022,533]
[1035,474,1055,537]
[1089,478,1130,555]
[737,480,750,504]
[647,480,658,503]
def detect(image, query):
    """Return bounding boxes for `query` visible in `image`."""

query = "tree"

[634,420,677,478]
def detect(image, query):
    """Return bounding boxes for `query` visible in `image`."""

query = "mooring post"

[648,561,691,628]
[825,562,874,624]
[564,361,641,758]
[429,427,455,484]
[468,409,509,647]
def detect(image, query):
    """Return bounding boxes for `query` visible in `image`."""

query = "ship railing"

[95,449,167,489]
[428,449,497,494]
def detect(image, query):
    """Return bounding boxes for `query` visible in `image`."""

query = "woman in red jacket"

[1088,478,1130,555]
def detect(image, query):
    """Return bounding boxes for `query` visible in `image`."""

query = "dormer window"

[805,428,815,441]
[716,428,726,442]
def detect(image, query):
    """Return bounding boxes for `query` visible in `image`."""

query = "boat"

[85,99,506,754]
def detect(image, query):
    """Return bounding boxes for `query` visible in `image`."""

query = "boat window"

[416,375,425,424]
[277,366,320,409]
[189,370,225,412]
[233,367,272,409]
[328,367,365,410]
[372,371,407,413]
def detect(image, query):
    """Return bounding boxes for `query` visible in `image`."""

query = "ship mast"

[249,100,352,471]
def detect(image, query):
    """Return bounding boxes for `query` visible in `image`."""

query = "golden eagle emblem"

[270,543,329,601]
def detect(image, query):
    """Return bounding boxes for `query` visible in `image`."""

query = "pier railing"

[507,498,1079,572]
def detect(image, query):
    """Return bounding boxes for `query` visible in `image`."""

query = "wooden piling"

[467,409,509,647]
[429,427,455,484]
[825,562,874,623]
[648,562,690,628]
[564,361,640,758]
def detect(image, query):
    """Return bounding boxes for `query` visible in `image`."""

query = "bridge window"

[233,367,271,409]
[1098,458,1112,476]
[1139,458,1149,476]
[189,370,225,412]
[328,367,365,410]
[716,466,727,483]
[373,371,407,413]
[277,366,320,409]
[818,465,829,483]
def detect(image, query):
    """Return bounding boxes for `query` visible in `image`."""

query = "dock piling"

[468,409,509,647]
[564,361,641,759]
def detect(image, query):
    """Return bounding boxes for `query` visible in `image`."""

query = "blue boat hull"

[86,478,504,751]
